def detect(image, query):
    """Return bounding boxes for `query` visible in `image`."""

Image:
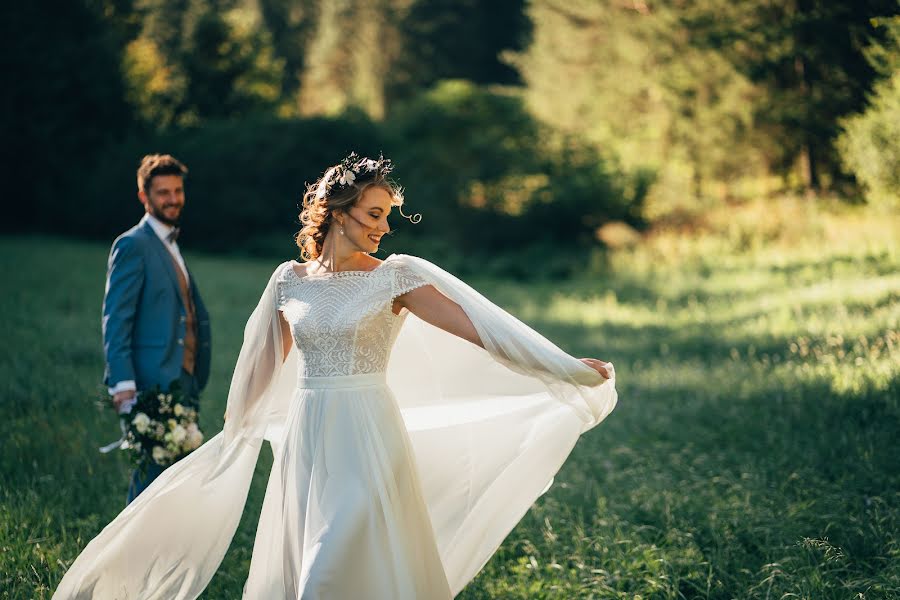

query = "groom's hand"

[113,390,136,413]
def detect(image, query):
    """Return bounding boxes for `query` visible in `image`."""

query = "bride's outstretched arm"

[395,284,484,348]
[396,285,611,379]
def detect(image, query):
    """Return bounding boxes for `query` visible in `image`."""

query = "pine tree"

[683,0,897,192]
[507,1,760,206]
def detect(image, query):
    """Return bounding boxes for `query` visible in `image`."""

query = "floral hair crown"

[313,152,394,200]
[312,152,422,223]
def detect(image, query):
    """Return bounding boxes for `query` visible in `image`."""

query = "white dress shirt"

[108,213,190,405]
[143,212,190,283]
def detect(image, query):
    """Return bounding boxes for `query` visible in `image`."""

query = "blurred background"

[2,0,897,274]
[2,2,899,598]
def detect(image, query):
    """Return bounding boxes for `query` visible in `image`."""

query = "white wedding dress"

[54,254,617,599]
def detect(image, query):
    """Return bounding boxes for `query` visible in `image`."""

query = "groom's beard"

[149,203,182,227]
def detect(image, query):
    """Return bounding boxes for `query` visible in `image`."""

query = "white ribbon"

[99,417,130,453]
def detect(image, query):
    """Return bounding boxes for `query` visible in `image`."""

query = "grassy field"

[1,211,898,598]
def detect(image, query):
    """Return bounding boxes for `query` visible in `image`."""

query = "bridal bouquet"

[122,380,204,468]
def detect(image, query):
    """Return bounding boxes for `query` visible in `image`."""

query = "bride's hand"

[579,358,612,379]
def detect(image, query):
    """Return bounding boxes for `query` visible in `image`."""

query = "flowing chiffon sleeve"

[53,262,296,600]
[384,254,617,594]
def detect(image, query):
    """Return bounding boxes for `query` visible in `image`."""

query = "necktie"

[167,227,181,243]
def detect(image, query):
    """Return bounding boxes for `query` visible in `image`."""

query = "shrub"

[73,81,645,278]
[837,71,900,208]
[78,113,385,253]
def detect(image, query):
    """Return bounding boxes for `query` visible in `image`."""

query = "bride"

[54,153,617,599]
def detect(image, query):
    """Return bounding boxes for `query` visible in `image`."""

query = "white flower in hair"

[364,159,378,171]
[339,169,356,186]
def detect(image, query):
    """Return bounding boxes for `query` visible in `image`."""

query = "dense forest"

[3,1,897,272]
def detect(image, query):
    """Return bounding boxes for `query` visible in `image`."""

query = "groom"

[102,154,211,505]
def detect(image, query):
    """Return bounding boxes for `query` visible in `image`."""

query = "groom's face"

[140,175,185,226]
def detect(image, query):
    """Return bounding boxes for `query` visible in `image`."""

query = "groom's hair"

[137,154,188,194]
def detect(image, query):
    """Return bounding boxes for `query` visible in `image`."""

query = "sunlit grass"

[1,216,898,598]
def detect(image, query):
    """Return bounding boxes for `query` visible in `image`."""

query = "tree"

[296,0,404,118]
[123,0,284,127]
[683,0,897,192]
[506,1,760,208]
[293,0,531,118]
[388,0,530,103]
[0,1,134,231]
[837,15,900,207]
[257,0,320,102]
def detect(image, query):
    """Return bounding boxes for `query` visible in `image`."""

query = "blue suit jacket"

[102,219,211,393]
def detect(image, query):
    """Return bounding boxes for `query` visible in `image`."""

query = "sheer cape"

[54,255,617,599]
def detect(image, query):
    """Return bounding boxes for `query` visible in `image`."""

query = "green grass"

[1,232,898,599]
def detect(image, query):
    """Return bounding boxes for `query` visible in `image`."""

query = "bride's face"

[339,186,392,253]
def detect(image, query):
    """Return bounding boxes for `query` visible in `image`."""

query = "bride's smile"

[339,187,392,255]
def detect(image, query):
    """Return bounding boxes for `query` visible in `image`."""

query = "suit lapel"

[139,220,188,312]
[186,263,205,316]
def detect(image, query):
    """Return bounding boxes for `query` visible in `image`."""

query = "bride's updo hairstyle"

[296,152,420,260]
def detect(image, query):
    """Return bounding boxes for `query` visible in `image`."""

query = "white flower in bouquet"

[185,422,204,450]
[167,418,177,430]
[152,446,167,464]
[173,403,185,417]
[154,422,165,437]
[171,424,187,445]
[132,412,151,434]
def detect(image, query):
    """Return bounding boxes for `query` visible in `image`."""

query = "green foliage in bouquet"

[124,380,204,470]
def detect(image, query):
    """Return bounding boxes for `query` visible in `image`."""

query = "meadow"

[1,200,898,598]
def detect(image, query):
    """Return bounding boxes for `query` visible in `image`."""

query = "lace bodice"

[275,255,430,377]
